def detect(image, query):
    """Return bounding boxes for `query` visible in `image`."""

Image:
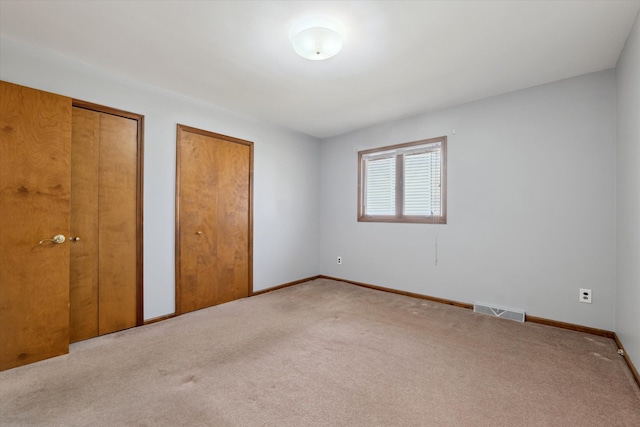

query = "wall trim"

[318,275,473,309]
[251,275,322,296]
[524,315,614,338]
[143,313,176,325]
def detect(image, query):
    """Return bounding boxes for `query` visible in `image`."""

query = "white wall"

[0,37,321,320]
[320,70,617,330]
[616,12,640,369]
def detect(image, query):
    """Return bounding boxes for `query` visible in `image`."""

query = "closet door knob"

[70,236,80,242]
[195,231,203,235]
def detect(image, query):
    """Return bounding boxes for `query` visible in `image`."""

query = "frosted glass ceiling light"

[290,17,344,60]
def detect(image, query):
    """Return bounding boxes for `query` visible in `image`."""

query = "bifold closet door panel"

[69,107,100,343]
[178,131,219,313]
[0,81,72,370]
[98,113,138,335]
[214,140,251,305]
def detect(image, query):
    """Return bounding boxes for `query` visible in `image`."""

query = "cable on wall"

[432,143,441,266]
[433,215,439,266]
[432,128,453,266]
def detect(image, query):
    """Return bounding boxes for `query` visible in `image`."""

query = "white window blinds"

[404,149,441,216]
[364,156,396,215]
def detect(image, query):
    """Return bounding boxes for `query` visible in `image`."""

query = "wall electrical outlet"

[579,288,592,304]
[337,256,342,265]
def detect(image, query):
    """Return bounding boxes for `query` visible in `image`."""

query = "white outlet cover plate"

[579,288,592,304]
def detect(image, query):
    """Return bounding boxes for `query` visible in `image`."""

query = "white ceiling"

[1,1,638,138]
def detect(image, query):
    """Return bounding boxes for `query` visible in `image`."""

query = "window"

[358,136,446,224]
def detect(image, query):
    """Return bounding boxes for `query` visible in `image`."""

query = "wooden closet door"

[69,106,138,341]
[176,125,252,314]
[0,81,72,370]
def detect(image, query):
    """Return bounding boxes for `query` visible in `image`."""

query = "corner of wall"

[615,8,640,373]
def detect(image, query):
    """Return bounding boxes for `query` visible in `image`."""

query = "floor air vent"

[473,303,525,322]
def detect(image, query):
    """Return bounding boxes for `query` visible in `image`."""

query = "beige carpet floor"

[1,278,639,426]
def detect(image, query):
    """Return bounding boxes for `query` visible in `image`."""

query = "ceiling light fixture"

[289,17,344,61]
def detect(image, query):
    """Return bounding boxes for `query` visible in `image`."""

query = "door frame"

[174,124,254,315]
[72,99,145,326]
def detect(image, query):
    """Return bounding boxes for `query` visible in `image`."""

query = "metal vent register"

[473,303,525,322]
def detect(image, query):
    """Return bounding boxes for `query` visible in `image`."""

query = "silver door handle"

[39,234,66,245]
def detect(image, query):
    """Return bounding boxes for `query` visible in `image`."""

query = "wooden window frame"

[358,136,447,224]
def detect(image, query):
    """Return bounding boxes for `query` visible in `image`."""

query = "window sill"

[357,215,447,224]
